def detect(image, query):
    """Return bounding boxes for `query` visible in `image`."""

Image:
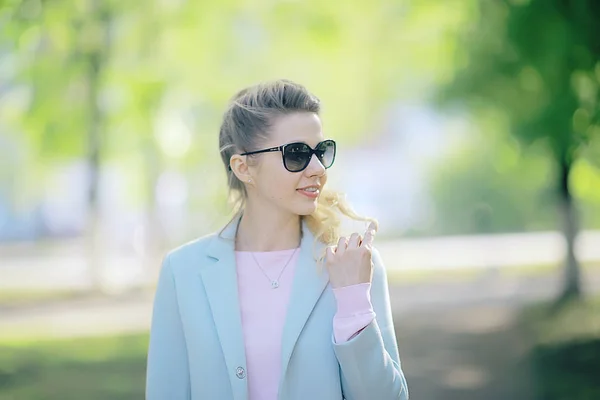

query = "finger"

[361,226,376,248]
[365,221,378,234]
[325,246,335,265]
[347,233,361,249]
[336,236,347,256]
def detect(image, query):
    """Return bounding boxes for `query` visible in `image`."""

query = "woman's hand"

[325,222,377,289]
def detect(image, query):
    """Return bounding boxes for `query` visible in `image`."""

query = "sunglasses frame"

[229,139,337,173]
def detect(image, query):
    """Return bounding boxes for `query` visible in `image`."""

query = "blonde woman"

[146,79,408,400]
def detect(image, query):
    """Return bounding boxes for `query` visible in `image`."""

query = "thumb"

[325,246,335,265]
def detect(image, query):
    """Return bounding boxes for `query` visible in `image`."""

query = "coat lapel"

[279,219,330,388]
[201,214,247,400]
[201,214,330,399]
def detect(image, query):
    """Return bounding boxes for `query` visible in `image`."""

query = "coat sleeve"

[333,247,409,400]
[146,254,191,400]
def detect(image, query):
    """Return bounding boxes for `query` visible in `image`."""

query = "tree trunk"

[557,155,581,303]
[85,44,103,291]
[84,1,110,292]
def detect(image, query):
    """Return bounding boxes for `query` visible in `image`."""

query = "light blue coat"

[146,215,409,400]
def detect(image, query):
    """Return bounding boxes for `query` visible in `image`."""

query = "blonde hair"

[218,79,378,260]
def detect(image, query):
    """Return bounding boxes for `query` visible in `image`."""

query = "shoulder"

[162,231,220,273]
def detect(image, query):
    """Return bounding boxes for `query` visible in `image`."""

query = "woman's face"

[248,112,328,217]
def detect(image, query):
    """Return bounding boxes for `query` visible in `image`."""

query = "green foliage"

[439,0,600,163]
[3,0,102,159]
[424,111,600,235]
[2,0,475,210]
[0,334,148,399]
[532,339,600,400]
[429,0,600,238]
[425,126,559,235]
[6,0,597,232]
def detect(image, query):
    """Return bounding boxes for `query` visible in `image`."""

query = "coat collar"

[201,213,330,399]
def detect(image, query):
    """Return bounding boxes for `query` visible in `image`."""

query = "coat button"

[236,366,246,379]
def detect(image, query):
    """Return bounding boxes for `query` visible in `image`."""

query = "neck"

[235,202,302,252]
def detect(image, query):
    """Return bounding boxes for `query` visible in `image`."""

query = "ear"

[230,154,253,183]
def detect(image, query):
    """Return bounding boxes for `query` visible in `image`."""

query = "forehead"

[268,112,324,147]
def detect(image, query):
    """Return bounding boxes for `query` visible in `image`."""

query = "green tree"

[3,0,115,289]
[439,0,600,302]
[2,0,476,284]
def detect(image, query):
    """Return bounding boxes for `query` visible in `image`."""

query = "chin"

[290,201,318,216]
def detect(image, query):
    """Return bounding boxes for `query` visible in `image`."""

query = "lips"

[297,185,320,191]
[297,186,320,199]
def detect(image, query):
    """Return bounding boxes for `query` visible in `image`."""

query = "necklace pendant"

[271,280,279,289]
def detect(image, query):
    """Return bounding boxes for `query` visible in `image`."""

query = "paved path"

[2,230,599,292]
[397,303,536,400]
[2,269,599,339]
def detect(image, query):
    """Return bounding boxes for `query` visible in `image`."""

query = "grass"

[0,334,148,400]
[0,289,91,308]
[0,286,156,309]
[386,262,600,285]
[521,295,600,400]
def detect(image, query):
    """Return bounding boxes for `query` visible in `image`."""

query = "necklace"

[250,247,299,289]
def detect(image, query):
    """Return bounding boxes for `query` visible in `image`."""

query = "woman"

[146,79,409,400]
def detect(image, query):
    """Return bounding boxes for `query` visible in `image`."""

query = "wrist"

[332,282,373,317]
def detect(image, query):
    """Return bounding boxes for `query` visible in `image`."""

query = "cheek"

[261,170,300,200]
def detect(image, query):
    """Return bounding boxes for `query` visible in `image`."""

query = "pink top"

[235,247,375,400]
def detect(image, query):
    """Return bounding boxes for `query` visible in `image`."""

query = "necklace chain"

[250,247,299,289]
[234,217,302,289]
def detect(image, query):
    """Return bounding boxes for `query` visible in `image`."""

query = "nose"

[304,154,326,176]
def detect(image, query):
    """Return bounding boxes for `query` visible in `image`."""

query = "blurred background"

[1,0,599,399]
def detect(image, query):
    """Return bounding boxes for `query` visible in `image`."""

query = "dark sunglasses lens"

[283,143,311,172]
[316,140,336,168]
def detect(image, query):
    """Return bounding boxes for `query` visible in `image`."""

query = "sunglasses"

[230,139,337,173]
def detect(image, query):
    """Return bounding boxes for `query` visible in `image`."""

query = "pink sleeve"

[332,282,376,344]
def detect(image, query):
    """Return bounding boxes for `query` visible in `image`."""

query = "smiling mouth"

[297,187,320,198]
